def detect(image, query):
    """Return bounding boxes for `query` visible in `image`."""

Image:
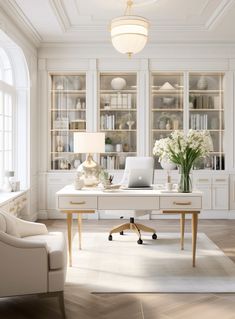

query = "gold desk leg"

[192,213,198,267]
[180,213,185,250]
[78,213,82,250]
[66,213,73,267]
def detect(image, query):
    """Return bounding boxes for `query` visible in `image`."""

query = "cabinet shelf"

[100,89,136,94]
[189,90,224,94]
[152,90,183,94]
[51,90,86,94]
[51,129,85,132]
[152,108,183,112]
[189,109,224,112]
[100,129,136,132]
[51,109,86,111]
[100,108,136,112]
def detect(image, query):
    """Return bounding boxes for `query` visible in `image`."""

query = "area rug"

[66,232,235,293]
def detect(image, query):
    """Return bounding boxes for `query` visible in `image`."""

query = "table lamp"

[74,132,105,186]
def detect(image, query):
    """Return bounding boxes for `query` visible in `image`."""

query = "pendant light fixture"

[110,0,149,58]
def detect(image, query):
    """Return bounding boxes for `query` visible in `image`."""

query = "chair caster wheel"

[108,235,112,241]
[120,231,124,235]
[137,239,143,245]
[152,233,157,240]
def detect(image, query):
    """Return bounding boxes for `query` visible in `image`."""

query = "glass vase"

[178,171,192,193]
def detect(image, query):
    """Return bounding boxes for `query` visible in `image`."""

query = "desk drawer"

[98,196,159,210]
[58,196,97,210]
[160,196,201,210]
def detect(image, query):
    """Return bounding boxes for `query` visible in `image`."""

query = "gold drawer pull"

[70,201,86,205]
[215,179,226,182]
[173,201,192,206]
[198,179,209,182]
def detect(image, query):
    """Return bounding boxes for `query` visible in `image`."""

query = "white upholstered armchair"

[0,210,67,318]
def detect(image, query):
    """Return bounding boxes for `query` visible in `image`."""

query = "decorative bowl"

[163,97,175,106]
[111,77,127,90]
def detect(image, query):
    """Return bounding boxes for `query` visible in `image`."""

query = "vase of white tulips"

[153,130,213,193]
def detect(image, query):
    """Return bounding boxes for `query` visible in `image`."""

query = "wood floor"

[1,219,235,319]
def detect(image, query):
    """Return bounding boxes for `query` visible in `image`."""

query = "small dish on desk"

[102,184,122,192]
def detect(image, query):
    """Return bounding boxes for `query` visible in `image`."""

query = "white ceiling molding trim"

[205,0,235,30]
[49,0,71,32]
[0,0,42,46]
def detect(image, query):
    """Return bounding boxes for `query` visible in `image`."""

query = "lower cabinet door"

[194,184,212,210]
[212,185,229,210]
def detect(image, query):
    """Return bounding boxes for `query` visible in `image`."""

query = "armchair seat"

[23,232,66,270]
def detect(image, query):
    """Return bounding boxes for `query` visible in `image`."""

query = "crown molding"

[0,0,42,47]
[206,0,234,30]
[49,0,234,34]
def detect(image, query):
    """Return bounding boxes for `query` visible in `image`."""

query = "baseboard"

[37,210,48,220]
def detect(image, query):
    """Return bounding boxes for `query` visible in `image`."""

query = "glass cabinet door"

[99,73,137,169]
[189,73,224,170]
[50,74,86,170]
[151,73,184,169]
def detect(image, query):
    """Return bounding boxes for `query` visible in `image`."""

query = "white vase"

[111,77,126,90]
[197,76,208,90]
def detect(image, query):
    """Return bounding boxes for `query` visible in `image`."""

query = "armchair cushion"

[0,211,20,237]
[23,232,66,270]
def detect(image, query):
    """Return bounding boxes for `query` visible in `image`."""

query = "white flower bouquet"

[153,130,213,192]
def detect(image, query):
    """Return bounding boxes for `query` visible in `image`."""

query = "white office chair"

[108,156,157,244]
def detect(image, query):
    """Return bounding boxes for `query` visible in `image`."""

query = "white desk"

[56,185,202,267]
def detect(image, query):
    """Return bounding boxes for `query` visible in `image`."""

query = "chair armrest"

[15,218,48,238]
[0,231,48,249]
[0,231,49,297]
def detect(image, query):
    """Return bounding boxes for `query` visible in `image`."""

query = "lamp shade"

[110,15,149,56]
[74,132,105,154]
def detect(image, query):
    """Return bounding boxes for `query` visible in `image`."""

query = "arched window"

[0,32,29,189]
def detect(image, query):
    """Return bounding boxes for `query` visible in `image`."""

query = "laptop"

[126,168,153,189]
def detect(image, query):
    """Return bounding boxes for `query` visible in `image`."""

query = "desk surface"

[57,185,202,197]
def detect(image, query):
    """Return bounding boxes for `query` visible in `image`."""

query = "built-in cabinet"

[39,59,234,219]
[50,74,87,170]
[99,73,137,169]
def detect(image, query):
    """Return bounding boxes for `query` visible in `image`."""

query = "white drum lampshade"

[74,132,105,154]
[73,132,105,186]
[111,15,149,57]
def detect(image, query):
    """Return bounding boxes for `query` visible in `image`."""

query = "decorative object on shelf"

[162,97,175,106]
[153,130,213,193]
[74,172,84,190]
[197,76,208,90]
[56,136,64,152]
[75,77,81,90]
[3,171,14,192]
[172,119,179,130]
[165,120,171,130]
[110,0,149,57]
[74,132,105,186]
[159,82,175,91]
[111,77,127,90]
[127,120,135,130]
[53,117,69,130]
[105,137,114,152]
[115,144,123,152]
[76,98,82,110]
[73,158,81,169]
[123,143,130,152]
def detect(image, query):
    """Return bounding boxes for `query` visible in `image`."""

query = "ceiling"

[1,0,235,46]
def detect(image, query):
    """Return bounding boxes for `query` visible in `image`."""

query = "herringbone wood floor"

[1,219,235,319]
